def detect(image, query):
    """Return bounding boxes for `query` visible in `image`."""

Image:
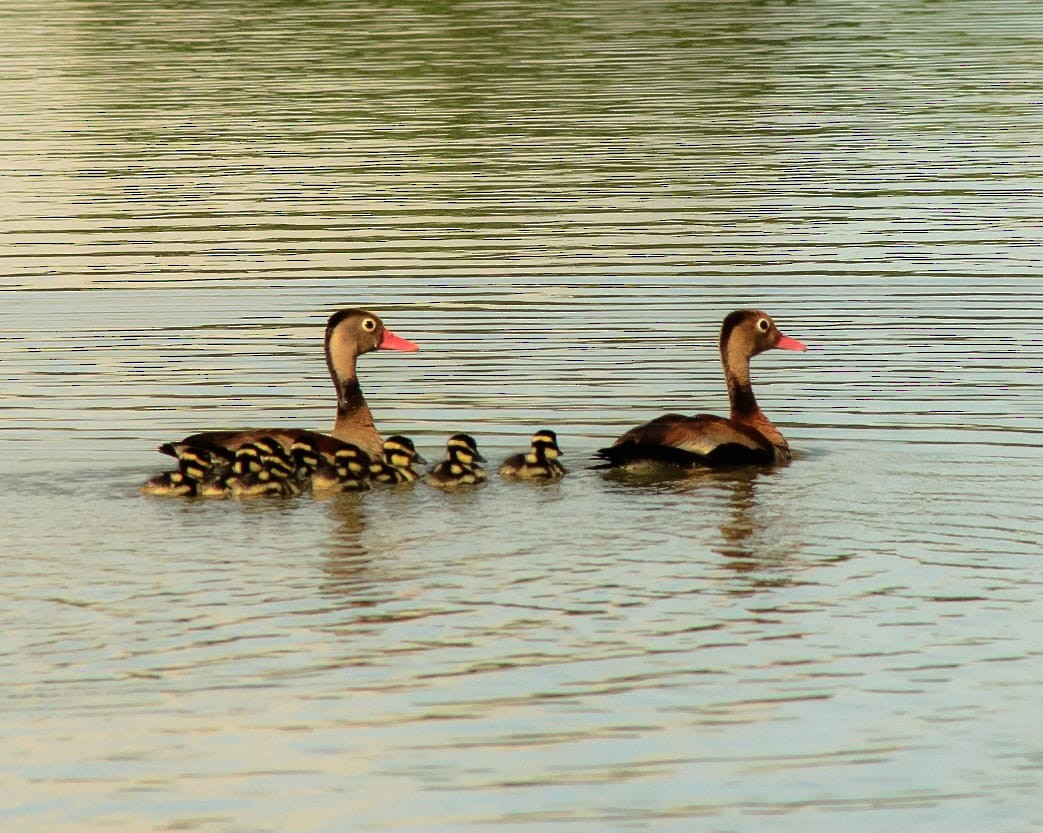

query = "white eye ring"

[757,318,771,333]
[361,318,377,332]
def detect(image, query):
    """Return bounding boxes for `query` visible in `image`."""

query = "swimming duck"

[310,444,372,493]
[426,434,487,488]
[158,308,419,462]
[369,435,426,484]
[499,429,566,480]
[596,309,807,468]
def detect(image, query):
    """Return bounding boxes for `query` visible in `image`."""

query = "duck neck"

[328,350,381,457]
[721,342,790,461]
[722,345,759,420]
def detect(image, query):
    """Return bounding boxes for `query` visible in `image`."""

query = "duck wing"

[595,413,773,468]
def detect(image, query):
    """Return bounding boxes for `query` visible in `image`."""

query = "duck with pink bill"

[153,308,419,475]
[596,309,807,469]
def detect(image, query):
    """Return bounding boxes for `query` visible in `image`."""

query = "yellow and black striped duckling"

[141,468,198,497]
[159,440,236,478]
[142,444,226,496]
[221,439,302,498]
[289,436,322,477]
[499,429,566,480]
[145,436,305,498]
[369,435,426,484]
[310,444,372,493]
[426,434,487,488]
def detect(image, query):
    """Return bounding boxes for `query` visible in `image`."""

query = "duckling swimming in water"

[426,434,487,488]
[225,469,299,498]
[141,468,198,497]
[369,435,426,484]
[205,439,302,498]
[311,444,372,493]
[159,441,235,478]
[499,429,566,480]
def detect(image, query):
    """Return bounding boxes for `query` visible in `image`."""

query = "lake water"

[2,1,1042,831]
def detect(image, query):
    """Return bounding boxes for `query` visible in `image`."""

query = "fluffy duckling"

[142,445,228,497]
[499,429,566,480]
[369,435,426,484]
[226,470,299,498]
[290,436,322,476]
[426,434,487,488]
[141,469,197,497]
[311,445,372,493]
[158,441,235,478]
[220,440,302,498]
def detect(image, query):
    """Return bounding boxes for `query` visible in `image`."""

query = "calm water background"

[2,1,1042,831]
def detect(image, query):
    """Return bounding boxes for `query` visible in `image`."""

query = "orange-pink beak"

[379,329,420,352]
[775,333,807,351]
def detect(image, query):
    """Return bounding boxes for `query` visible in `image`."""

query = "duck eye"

[757,318,771,333]
[361,318,377,332]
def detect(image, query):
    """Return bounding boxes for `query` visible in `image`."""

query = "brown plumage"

[156,308,418,463]
[596,310,807,469]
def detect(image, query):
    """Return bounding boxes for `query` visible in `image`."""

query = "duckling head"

[384,435,427,466]
[332,445,369,476]
[531,429,562,461]
[445,433,485,464]
[233,443,265,475]
[290,438,322,473]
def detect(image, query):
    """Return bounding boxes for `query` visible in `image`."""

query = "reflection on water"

[3,1,1043,831]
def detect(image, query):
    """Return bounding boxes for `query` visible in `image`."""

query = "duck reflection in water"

[603,464,804,569]
[707,470,808,578]
[320,490,374,601]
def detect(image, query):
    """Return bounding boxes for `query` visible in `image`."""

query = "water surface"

[2,2,1042,831]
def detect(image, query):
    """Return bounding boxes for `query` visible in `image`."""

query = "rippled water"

[3,1,1042,831]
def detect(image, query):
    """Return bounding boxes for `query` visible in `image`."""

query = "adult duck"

[596,309,806,468]
[160,308,418,462]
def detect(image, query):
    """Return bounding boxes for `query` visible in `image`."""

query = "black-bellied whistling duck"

[369,435,426,484]
[596,310,807,468]
[158,308,418,463]
[426,434,487,488]
[499,429,566,480]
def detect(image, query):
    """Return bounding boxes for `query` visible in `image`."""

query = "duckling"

[251,437,295,475]
[499,429,566,480]
[141,469,198,497]
[290,436,322,477]
[229,439,293,478]
[159,441,235,479]
[426,434,487,488]
[311,445,372,493]
[226,470,299,498]
[370,435,426,484]
[142,448,223,497]
[213,440,301,497]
